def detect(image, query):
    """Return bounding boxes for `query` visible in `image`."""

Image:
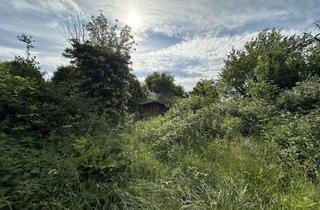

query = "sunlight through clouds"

[126,12,142,29]
[0,0,319,89]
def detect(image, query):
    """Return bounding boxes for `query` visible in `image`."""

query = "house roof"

[139,100,168,107]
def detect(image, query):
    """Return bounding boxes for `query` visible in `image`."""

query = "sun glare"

[127,13,141,29]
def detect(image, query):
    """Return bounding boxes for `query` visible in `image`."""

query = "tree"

[314,21,320,42]
[0,62,48,137]
[191,79,218,99]
[220,29,313,97]
[278,77,320,113]
[144,71,184,104]
[52,66,79,84]
[51,65,80,97]
[127,74,146,113]
[63,13,135,125]
[9,33,43,83]
[16,34,35,63]
[0,34,52,137]
[306,44,320,77]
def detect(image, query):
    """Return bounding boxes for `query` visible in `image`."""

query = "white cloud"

[0,0,319,89]
[0,47,25,60]
[93,0,318,89]
[132,32,259,90]
[35,52,69,72]
[0,46,69,77]
[7,0,81,14]
[132,27,311,90]
[84,0,318,38]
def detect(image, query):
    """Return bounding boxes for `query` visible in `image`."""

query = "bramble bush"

[264,110,320,179]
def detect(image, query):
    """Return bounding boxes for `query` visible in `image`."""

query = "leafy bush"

[264,110,320,178]
[134,97,273,160]
[278,77,320,113]
[0,63,49,137]
[0,133,132,209]
[133,100,226,160]
[248,81,279,101]
[74,137,127,181]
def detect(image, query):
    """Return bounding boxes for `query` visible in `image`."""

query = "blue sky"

[0,0,319,90]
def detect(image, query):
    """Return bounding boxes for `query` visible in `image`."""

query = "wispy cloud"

[0,0,319,89]
[2,0,81,14]
[132,32,259,89]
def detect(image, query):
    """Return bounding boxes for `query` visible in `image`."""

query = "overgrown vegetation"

[1,13,320,209]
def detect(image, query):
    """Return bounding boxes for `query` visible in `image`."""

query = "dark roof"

[139,100,167,106]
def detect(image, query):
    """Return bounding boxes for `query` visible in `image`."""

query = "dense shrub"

[278,77,320,113]
[0,63,49,137]
[264,110,320,178]
[134,97,274,160]
[134,100,226,160]
[220,29,313,97]
[0,133,132,210]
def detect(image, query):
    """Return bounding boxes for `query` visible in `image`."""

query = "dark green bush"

[278,77,320,113]
[0,133,132,209]
[0,63,49,138]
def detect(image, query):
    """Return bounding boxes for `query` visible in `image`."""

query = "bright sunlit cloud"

[126,12,142,29]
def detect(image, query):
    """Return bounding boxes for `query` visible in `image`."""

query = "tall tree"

[144,71,184,104]
[0,35,50,137]
[9,33,43,83]
[63,13,135,124]
[220,29,313,97]
[191,79,218,99]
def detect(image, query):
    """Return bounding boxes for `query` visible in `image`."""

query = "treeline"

[0,14,184,138]
[1,13,320,209]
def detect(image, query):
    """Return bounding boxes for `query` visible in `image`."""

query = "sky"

[0,0,319,90]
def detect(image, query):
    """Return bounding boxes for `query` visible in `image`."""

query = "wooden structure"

[139,101,169,117]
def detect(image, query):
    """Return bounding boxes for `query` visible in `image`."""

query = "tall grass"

[1,96,320,209]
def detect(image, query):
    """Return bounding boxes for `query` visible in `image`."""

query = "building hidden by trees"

[144,71,185,105]
[137,71,185,118]
[139,100,169,118]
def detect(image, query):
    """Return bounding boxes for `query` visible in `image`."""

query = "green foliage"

[125,111,320,209]
[248,81,279,101]
[265,110,320,178]
[51,65,123,136]
[52,65,80,86]
[74,137,127,181]
[278,77,320,113]
[221,116,241,139]
[191,79,218,100]
[0,62,49,137]
[0,133,55,209]
[63,13,135,125]
[8,60,43,84]
[0,133,131,210]
[167,95,210,114]
[12,33,43,83]
[306,44,320,76]
[134,98,273,160]
[2,24,320,210]
[145,71,185,104]
[127,74,147,113]
[16,34,36,64]
[220,29,313,97]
